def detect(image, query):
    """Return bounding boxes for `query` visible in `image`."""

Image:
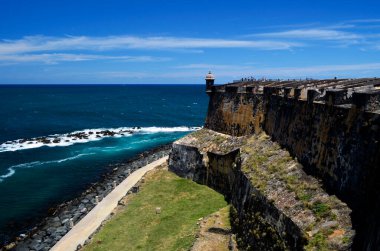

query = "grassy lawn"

[83,167,227,251]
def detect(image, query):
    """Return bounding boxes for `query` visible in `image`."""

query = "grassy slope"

[84,168,227,251]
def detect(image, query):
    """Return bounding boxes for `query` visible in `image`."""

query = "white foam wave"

[0,126,200,153]
[0,153,95,182]
[56,153,95,163]
[133,126,200,133]
[0,167,15,179]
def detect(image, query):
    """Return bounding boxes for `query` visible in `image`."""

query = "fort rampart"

[203,78,380,250]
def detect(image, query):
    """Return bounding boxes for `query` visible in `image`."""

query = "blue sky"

[0,0,380,84]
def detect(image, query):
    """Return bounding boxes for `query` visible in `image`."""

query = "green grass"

[83,169,227,251]
[297,192,312,202]
[311,201,331,219]
[306,232,328,251]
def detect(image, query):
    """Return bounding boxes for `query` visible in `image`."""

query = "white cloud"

[0,53,170,64]
[248,19,380,50]
[255,29,361,41]
[0,35,302,65]
[0,35,302,55]
[246,22,380,49]
[346,19,380,24]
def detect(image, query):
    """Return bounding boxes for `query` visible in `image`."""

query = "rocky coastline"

[1,144,171,251]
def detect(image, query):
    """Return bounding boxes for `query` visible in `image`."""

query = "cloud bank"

[0,35,301,64]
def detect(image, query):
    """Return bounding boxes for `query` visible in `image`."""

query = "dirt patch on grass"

[191,206,238,251]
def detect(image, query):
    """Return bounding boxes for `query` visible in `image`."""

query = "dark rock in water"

[52,139,60,143]
[41,139,51,144]
[89,132,94,135]
[36,137,51,144]
[101,130,116,136]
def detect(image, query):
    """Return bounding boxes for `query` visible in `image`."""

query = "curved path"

[51,156,168,251]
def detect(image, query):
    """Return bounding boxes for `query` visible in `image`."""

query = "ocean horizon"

[0,84,208,244]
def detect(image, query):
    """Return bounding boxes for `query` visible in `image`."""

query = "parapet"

[283,87,292,98]
[307,89,321,104]
[225,86,238,93]
[325,89,349,105]
[352,90,380,112]
[294,88,302,99]
[207,78,380,112]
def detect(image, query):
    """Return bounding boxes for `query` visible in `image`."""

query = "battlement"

[208,78,380,113]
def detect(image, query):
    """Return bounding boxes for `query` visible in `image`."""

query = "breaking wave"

[0,126,200,153]
[0,153,95,182]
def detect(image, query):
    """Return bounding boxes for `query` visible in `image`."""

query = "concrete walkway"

[51,156,168,251]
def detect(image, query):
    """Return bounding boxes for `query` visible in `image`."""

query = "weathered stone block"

[325,89,348,105]
[294,88,302,99]
[225,86,238,93]
[283,87,292,98]
[307,89,320,104]
[352,90,380,111]
[245,86,254,93]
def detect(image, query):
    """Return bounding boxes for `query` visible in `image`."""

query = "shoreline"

[52,156,168,251]
[1,144,172,251]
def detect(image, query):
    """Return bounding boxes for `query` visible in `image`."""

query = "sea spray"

[0,126,201,153]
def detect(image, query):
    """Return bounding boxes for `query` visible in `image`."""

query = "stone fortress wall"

[203,77,380,250]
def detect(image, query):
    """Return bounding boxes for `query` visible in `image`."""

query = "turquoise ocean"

[0,84,208,243]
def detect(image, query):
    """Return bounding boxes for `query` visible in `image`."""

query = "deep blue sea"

[0,84,207,242]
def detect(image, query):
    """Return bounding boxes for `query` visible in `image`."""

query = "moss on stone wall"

[169,129,354,250]
[239,133,353,250]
